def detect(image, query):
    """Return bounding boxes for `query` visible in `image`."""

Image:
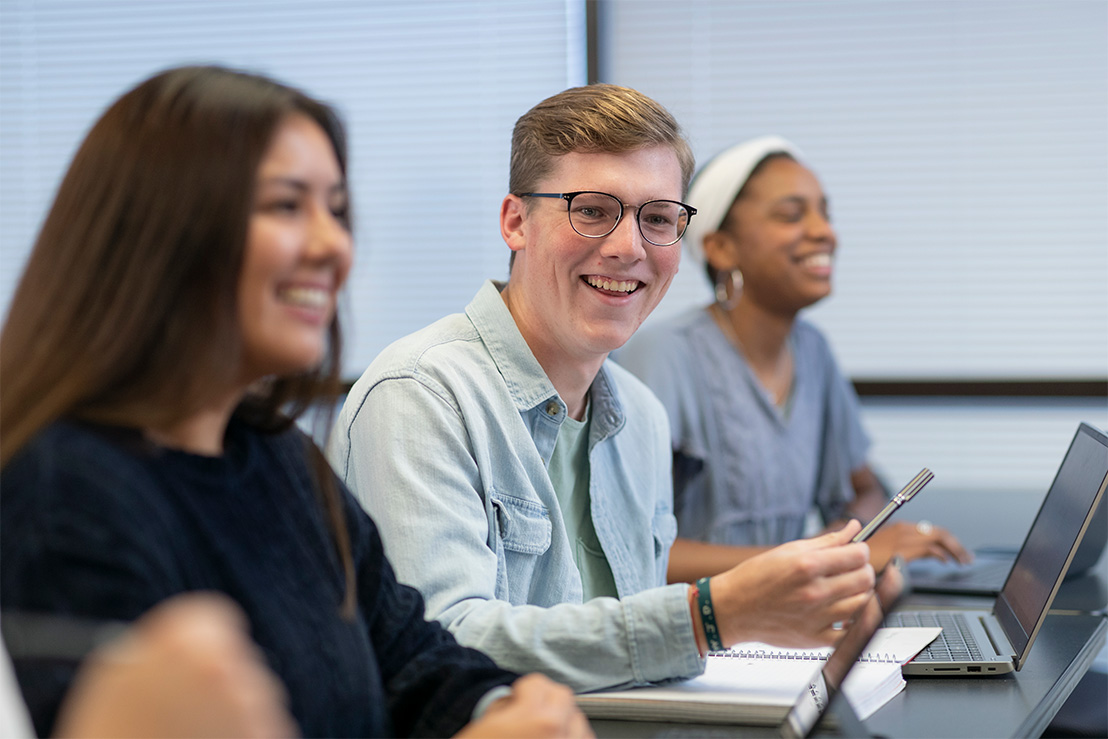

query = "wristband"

[695,576,724,652]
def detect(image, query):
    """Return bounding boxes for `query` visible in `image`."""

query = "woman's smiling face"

[720,156,837,314]
[237,113,353,383]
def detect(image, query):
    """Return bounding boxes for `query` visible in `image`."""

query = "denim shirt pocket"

[489,490,552,603]
[651,507,678,564]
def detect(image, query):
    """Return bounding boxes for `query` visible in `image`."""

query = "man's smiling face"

[501,145,683,371]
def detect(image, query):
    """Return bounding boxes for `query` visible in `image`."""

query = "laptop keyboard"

[940,558,1011,586]
[886,611,983,662]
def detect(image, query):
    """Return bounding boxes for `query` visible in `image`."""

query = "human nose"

[309,204,353,266]
[806,209,836,245]
[598,208,648,262]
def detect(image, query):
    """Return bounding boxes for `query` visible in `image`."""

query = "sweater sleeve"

[344,491,518,737]
[0,431,184,736]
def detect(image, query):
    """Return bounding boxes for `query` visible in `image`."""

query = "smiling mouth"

[278,286,331,309]
[583,275,642,294]
[797,253,832,269]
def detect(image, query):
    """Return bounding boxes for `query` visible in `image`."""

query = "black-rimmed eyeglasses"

[518,191,696,247]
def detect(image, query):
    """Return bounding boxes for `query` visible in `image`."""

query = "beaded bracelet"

[695,576,724,652]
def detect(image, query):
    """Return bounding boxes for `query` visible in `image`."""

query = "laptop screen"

[781,563,906,739]
[995,423,1108,664]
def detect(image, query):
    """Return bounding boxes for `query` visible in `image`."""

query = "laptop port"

[968,666,981,672]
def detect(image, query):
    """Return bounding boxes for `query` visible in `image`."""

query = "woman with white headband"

[619,136,970,582]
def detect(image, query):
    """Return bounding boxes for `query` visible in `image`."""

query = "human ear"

[702,230,741,273]
[500,195,528,253]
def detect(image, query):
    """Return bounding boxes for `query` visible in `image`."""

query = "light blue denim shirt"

[329,280,703,692]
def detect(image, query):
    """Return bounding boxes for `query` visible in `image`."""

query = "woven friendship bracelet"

[695,576,724,652]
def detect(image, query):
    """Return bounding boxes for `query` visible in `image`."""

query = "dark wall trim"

[852,379,1108,398]
[586,0,600,84]
[338,378,1106,399]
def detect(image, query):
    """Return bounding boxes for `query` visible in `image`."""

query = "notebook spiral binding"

[709,648,897,663]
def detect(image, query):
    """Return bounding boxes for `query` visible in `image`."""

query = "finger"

[570,709,595,739]
[924,541,961,563]
[808,541,872,577]
[814,519,863,546]
[813,612,867,647]
[814,567,877,616]
[935,530,973,563]
[148,592,251,637]
[826,581,875,618]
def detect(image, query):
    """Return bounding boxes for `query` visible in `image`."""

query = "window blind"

[600,0,1108,380]
[0,0,585,377]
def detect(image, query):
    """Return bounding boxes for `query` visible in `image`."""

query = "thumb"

[812,519,863,547]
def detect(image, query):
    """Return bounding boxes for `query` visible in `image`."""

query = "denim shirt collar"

[465,280,626,447]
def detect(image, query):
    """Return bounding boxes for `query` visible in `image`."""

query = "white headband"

[683,135,803,267]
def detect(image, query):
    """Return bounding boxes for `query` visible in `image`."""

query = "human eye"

[571,194,616,223]
[774,206,804,223]
[262,198,301,215]
[257,181,305,216]
[641,209,675,228]
[329,194,351,225]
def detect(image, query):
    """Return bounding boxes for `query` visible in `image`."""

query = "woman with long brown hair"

[0,65,588,738]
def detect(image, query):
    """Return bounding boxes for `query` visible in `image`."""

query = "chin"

[249,350,327,380]
[587,329,637,357]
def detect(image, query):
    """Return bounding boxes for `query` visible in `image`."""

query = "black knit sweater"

[1,417,516,737]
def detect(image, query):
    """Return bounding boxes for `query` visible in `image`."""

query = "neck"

[543,361,598,421]
[718,298,795,369]
[501,284,599,421]
[711,299,796,406]
[143,392,242,456]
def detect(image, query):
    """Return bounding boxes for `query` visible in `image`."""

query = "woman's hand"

[864,520,972,570]
[456,673,593,739]
[55,593,296,739]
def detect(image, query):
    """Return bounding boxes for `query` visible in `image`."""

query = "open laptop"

[908,423,1108,595]
[888,421,1108,676]
[780,563,907,738]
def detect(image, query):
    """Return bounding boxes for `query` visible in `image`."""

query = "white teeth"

[803,253,832,268]
[585,276,639,293]
[280,286,329,308]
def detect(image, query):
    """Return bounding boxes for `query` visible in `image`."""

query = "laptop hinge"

[982,616,1017,661]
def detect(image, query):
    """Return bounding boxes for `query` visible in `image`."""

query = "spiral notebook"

[576,625,939,726]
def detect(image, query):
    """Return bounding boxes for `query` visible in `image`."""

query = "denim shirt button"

[545,401,560,417]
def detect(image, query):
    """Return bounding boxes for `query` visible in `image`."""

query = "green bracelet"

[696,576,724,652]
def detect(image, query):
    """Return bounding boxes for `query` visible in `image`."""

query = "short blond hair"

[509,84,695,198]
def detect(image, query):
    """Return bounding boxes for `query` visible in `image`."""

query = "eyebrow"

[258,176,347,195]
[773,194,830,209]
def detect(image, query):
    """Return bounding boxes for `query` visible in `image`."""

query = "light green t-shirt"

[548,403,618,600]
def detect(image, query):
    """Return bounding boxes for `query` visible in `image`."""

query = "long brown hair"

[0,65,355,612]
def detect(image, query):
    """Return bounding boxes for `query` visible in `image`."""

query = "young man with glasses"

[330,85,874,692]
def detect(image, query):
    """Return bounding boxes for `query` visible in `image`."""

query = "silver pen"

[853,468,934,542]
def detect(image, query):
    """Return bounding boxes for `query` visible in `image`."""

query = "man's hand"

[709,520,875,648]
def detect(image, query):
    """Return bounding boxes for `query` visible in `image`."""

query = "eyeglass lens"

[568,192,689,246]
